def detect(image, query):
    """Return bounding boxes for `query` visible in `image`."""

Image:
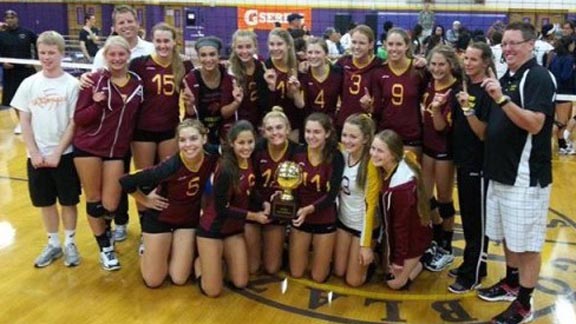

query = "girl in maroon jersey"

[335,25,383,131]
[73,36,143,271]
[130,23,194,187]
[369,129,431,290]
[128,23,194,238]
[119,119,218,288]
[263,28,301,140]
[290,113,344,283]
[420,45,461,273]
[372,28,427,158]
[228,29,269,129]
[292,37,343,124]
[183,36,243,145]
[248,107,299,275]
[195,120,268,297]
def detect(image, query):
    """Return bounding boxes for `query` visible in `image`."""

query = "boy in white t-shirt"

[11,31,82,268]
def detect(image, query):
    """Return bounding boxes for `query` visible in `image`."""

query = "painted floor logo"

[234,209,576,323]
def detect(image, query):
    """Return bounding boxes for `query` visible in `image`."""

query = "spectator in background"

[378,21,394,46]
[418,1,435,42]
[287,13,309,61]
[0,9,37,134]
[489,30,507,79]
[424,25,447,57]
[412,24,424,56]
[287,13,306,41]
[339,22,357,53]
[455,29,472,58]
[446,21,462,45]
[561,20,575,39]
[324,27,342,60]
[548,36,576,154]
[79,13,100,63]
[533,24,555,66]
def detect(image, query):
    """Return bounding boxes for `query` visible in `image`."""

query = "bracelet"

[463,108,476,117]
[496,95,510,107]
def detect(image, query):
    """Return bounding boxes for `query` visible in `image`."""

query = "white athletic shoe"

[99,246,121,271]
[424,247,454,272]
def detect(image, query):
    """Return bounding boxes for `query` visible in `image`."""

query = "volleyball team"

[15,8,554,322]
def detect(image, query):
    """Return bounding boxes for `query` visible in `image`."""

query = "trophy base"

[271,197,297,221]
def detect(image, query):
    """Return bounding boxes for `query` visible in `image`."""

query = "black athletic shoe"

[448,277,481,294]
[478,278,519,302]
[490,299,533,324]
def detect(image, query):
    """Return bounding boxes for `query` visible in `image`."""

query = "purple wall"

[100,4,114,36]
[145,5,163,40]
[0,3,565,55]
[0,3,67,34]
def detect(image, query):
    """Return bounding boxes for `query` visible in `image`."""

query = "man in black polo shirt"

[478,22,556,324]
[0,10,37,133]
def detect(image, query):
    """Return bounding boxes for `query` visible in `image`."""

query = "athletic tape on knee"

[438,201,455,219]
[86,201,105,218]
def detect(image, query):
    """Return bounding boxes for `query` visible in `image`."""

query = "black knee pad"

[429,197,438,211]
[438,201,455,219]
[86,201,105,218]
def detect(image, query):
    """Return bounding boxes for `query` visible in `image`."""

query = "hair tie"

[195,37,222,51]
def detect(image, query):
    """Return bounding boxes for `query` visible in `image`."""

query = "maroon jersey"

[198,160,256,238]
[335,55,383,128]
[119,151,218,227]
[421,80,458,156]
[252,138,300,204]
[265,58,302,130]
[235,58,268,127]
[293,145,344,226]
[183,64,235,144]
[373,61,426,143]
[299,64,343,122]
[74,70,143,158]
[381,161,432,266]
[130,55,193,132]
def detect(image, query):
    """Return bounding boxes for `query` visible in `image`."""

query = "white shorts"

[485,180,551,253]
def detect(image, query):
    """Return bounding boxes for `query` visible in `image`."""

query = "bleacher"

[61,34,106,75]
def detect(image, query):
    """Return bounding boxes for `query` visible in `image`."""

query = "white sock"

[115,225,127,232]
[64,230,76,246]
[47,232,60,247]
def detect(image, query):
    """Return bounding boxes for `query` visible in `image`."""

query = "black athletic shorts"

[140,210,195,234]
[27,153,80,207]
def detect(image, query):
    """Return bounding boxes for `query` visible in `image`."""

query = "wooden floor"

[1,108,575,324]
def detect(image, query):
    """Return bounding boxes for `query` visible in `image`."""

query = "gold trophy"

[271,161,303,221]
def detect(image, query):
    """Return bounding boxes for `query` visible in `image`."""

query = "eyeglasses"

[501,40,531,48]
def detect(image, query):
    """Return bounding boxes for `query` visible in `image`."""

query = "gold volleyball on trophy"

[271,161,303,220]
